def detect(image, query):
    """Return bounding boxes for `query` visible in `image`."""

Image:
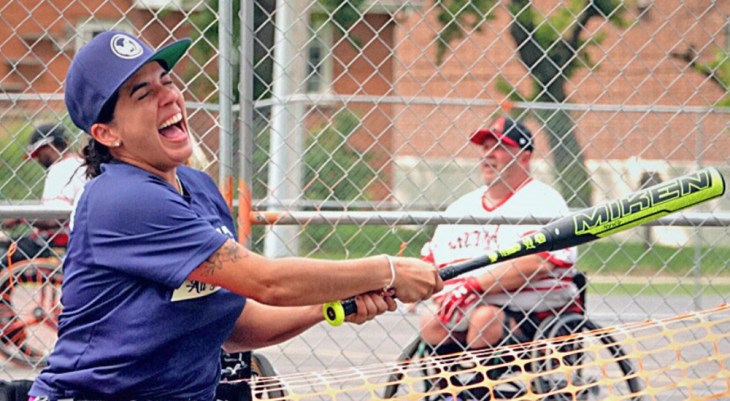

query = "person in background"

[29,31,442,401]
[1,123,86,264]
[419,117,578,352]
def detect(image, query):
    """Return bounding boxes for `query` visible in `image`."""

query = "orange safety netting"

[251,304,730,401]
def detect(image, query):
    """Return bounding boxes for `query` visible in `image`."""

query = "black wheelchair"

[0,352,285,401]
[217,351,288,401]
[382,273,644,401]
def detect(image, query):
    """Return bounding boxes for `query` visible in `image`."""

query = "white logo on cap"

[110,34,143,59]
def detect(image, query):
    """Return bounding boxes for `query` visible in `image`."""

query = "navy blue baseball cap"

[65,31,191,133]
[470,117,533,151]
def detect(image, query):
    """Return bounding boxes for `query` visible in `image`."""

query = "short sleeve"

[42,164,74,206]
[528,184,577,267]
[85,176,229,288]
[42,158,87,208]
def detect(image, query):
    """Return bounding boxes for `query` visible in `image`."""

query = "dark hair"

[81,91,119,179]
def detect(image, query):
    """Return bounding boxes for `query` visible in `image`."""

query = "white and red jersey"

[421,179,578,313]
[38,155,86,247]
[41,155,86,208]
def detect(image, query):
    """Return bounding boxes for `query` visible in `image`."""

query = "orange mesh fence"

[251,304,730,401]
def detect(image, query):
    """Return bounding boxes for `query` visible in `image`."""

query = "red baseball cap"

[470,117,533,151]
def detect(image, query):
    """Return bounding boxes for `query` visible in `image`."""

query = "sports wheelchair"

[217,351,288,401]
[382,273,644,401]
[0,245,64,367]
[0,352,285,401]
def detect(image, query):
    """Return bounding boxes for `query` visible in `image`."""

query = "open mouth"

[158,113,187,140]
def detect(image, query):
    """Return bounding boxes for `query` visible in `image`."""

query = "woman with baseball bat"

[28,32,442,401]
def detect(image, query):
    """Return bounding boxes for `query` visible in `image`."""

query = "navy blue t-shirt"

[30,163,246,401]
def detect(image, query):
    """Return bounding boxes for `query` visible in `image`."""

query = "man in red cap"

[1,123,86,265]
[418,117,579,354]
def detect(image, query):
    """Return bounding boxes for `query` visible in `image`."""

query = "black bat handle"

[324,228,556,326]
[438,257,493,281]
[324,259,473,325]
[322,256,498,326]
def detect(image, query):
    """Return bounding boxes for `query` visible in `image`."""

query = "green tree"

[188,0,275,102]
[0,128,44,201]
[302,110,375,202]
[318,0,367,48]
[671,45,730,107]
[435,0,629,207]
[248,110,376,254]
[189,0,365,102]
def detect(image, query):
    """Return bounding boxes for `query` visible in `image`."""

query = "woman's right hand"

[389,257,443,303]
[345,291,397,325]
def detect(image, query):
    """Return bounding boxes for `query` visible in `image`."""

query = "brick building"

[1,0,728,211]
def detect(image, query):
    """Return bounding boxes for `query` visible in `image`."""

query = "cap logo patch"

[110,34,143,60]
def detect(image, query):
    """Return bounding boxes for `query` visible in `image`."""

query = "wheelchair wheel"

[383,337,467,400]
[250,352,287,399]
[383,336,424,398]
[0,260,63,367]
[383,338,526,401]
[530,314,644,401]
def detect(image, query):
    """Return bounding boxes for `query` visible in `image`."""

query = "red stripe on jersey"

[42,195,74,204]
[481,178,533,212]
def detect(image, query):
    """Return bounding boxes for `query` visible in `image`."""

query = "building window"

[74,21,133,52]
[132,0,195,11]
[306,16,332,94]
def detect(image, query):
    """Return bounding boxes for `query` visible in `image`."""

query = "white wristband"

[384,254,396,290]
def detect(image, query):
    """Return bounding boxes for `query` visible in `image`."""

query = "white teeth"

[159,113,182,130]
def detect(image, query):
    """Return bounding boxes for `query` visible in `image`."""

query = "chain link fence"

[0,0,729,397]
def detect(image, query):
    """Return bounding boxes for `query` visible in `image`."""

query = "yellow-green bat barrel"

[574,166,725,240]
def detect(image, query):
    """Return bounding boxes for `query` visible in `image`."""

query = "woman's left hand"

[345,291,397,325]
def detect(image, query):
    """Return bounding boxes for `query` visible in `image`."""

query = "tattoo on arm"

[200,240,248,276]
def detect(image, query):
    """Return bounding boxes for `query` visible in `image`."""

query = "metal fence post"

[263,0,309,257]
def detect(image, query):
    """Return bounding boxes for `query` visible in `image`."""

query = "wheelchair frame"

[382,316,644,401]
[0,258,63,367]
[382,273,645,401]
[217,352,287,401]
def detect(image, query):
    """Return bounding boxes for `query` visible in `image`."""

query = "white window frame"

[132,0,197,12]
[74,21,134,53]
[305,15,333,95]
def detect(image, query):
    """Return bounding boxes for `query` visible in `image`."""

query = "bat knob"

[323,301,346,326]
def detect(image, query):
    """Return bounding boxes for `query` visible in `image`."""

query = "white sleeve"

[41,160,86,208]
[535,187,577,267]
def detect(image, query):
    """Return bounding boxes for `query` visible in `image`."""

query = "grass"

[292,226,730,299]
[589,280,730,298]
[578,241,730,277]
[292,225,730,281]
[298,225,433,259]
[293,226,730,298]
